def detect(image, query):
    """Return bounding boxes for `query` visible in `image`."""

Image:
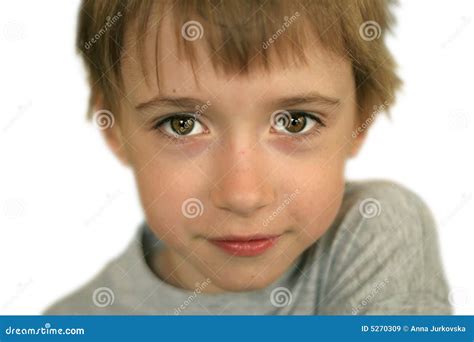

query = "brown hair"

[77,0,401,123]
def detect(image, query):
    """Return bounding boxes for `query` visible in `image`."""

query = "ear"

[101,119,130,167]
[91,96,130,167]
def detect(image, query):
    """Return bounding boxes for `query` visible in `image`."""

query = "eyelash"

[151,111,326,144]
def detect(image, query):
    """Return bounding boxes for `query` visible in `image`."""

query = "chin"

[211,267,283,292]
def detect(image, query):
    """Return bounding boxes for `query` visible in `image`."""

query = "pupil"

[287,114,305,133]
[173,117,194,135]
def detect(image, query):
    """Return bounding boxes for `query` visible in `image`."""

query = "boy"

[44,0,452,315]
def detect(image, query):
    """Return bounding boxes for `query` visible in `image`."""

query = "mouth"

[209,234,282,257]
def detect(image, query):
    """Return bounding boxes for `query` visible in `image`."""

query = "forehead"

[120,14,354,108]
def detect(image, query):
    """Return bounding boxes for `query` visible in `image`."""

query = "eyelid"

[152,112,198,126]
[287,110,326,126]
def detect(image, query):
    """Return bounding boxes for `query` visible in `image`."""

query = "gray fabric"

[43,180,452,315]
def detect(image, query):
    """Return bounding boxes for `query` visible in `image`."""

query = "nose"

[210,141,275,217]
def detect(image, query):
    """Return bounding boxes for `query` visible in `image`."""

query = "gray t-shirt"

[43,180,452,315]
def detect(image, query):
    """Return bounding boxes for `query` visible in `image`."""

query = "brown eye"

[170,116,195,135]
[153,114,206,139]
[285,112,307,133]
[271,110,325,137]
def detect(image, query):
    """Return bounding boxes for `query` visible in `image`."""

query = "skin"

[98,15,366,294]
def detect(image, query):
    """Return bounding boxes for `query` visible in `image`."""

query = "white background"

[0,0,473,314]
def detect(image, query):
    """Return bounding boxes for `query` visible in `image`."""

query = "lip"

[209,234,281,257]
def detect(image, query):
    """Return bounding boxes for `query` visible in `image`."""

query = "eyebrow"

[135,91,340,112]
[135,96,205,112]
[270,92,340,108]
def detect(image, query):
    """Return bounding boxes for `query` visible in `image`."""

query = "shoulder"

[314,179,452,314]
[336,179,439,242]
[43,224,156,315]
[43,224,161,315]
[344,179,433,223]
[42,261,119,315]
[324,179,436,251]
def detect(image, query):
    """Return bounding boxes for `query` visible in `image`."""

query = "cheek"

[132,160,202,248]
[287,158,346,241]
[122,123,205,246]
[286,114,354,239]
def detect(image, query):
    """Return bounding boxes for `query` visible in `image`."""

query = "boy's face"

[103,17,364,293]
